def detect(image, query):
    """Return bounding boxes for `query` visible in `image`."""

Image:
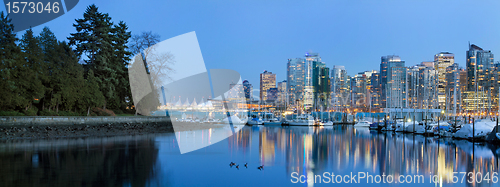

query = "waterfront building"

[462,91,491,112]
[260,70,276,101]
[266,88,278,103]
[228,83,244,99]
[459,68,467,93]
[407,65,422,109]
[418,65,438,109]
[330,65,349,110]
[466,44,495,112]
[434,52,455,109]
[277,80,287,105]
[312,59,330,109]
[304,52,321,110]
[383,56,407,108]
[445,63,460,115]
[380,55,403,108]
[370,72,380,108]
[351,70,377,110]
[243,80,253,101]
[287,58,305,107]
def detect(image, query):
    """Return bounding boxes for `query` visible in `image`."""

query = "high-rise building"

[381,56,407,108]
[242,80,253,100]
[260,70,276,101]
[304,52,321,110]
[466,44,495,112]
[277,80,287,104]
[287,58,305,107]
[370,72,380,108]
[266,88,278,102]
[445,63,460,115]
[418,65,438,109]
[380,55,403,108]
[351,71,376,109]
[434,52,455,109]
[459,69,467,93]
[330,66,349,109]
[407,65,422,109]
[466,44,495,91]
[312,60,330,109]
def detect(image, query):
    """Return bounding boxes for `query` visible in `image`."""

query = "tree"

[0,12,20,111]
[19,28,46,111]
[68,4,126,110]
[129,31,175,90]
[38,27,59,111]
[82,69,105,115]
[111,21,132,111]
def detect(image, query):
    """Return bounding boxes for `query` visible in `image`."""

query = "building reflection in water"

[230,126,500,186]
[0,136,162,187]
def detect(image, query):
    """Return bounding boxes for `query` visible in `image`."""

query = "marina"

[0,125,498,186]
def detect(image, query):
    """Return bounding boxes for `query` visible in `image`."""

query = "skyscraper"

[304,52,321,110]
[445,63,460,115]
[380,55,403,108]
[277,80,287,105]
[434,52,454,109]
[266,88,278,102]
[418,64,438,109]
[370,72,380,108]
[466,44,494,91]
[312,60,330,108]
[466,44,495,112]
[242,80,253,100]
[287,58,305,107]
[260,70,276,101]
[331,66,349,109]
[380,55,406,108]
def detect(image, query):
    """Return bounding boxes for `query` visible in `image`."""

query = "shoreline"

[0,116,227,140]
[0,116,171,126]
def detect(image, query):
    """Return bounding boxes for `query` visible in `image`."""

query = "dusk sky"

[3,0,500,90]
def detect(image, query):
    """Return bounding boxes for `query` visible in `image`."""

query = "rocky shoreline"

[0,121,224,140]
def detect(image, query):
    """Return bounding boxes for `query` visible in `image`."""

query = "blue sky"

[3,0,500,88]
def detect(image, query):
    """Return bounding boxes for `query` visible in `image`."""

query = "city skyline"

[2,1,499,88]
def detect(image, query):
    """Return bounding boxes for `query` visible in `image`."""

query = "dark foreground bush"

[39,109,59,116]
[0,111,26,116]
[23,107,38,116]
[91,108,116,116]
[58,111,83,116]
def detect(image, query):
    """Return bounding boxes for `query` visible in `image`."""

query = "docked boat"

[322,121,334,126]
[288,115,314,126]
[404,123,425,133]
[263,118,282,126]
[453,119,496,140]
[434,125,452,137]
[395,121,409,132]
[354,120,371,127]
[247,118,263,126]
[380,121,396,131]
[222,115,247,125]
[369,122,380,130]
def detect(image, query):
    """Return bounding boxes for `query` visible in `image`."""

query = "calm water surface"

[0,126,499,187]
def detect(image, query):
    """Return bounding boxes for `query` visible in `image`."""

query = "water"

[0,126,499,187]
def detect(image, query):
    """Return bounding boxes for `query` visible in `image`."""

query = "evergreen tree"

[0,12,20,111]
[19,28,46,112]
[38,27,59,111]
[112,21,132,111]
[68,4,130,111]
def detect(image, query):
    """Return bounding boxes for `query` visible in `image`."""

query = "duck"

[229,162,235,167]
[257,165,264,170]
[236,165,240,169]
[244,163,248,168]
